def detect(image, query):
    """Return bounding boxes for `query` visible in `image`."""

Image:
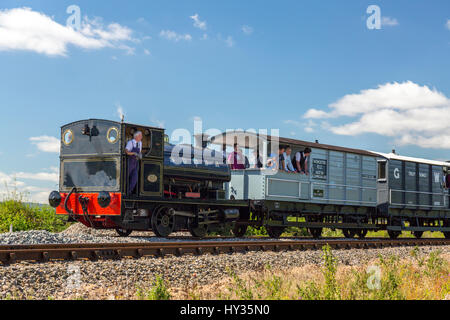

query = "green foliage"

[321,228,343,237]
[425,250,446,276]
[0,192,69,233]
[376,255,405,300]
[223,268,255,300]
[137,275,171,300]
[245,226,268,236]
[298,245,340,300]
[321,245,340,299]
[282,226,310,237]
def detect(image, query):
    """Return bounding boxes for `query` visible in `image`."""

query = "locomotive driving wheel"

[188,217,208,238]
[151,207,175,237]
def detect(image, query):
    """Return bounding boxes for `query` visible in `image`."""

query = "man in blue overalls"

[125,131,143,195]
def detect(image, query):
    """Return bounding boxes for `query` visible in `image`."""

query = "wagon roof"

[208,131,378,157]
[371,152,450,167]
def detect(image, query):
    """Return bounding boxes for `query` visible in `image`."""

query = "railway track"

[1,238,448,265]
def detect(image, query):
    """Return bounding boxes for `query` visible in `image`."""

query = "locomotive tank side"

[164,144,230,182]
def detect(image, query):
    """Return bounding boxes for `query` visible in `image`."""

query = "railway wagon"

[48,119,249,237]
[374,152,450,239]
[207,131,450,239]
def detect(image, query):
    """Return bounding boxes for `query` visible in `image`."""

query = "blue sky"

[0,0,449,202]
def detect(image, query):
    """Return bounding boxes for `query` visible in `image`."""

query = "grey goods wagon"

[207,131,450,239]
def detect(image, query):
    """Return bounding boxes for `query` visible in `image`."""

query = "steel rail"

[0,238,448,265]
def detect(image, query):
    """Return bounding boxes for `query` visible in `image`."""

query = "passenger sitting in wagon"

[227,143,246,170]
[294,147,312,175]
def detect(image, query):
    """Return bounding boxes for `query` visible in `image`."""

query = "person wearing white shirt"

[125,131,143,195]
[283,147,296,172]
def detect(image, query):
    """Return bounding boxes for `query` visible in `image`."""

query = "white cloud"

[201,33,208,40]
[446,19,450,30]
[30,136,59,153]
[190,13,207,30]
[381,16,399,27]
[15,172,58,183]
[0,7,136,56]
[0,170,57,204]
[144,49,151,55]
[242,25,254,35]
[303,81,450,149]
[284,119,317,133]
[159,30,192,42]
[224,36,234,47]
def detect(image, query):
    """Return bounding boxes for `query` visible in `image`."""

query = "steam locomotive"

[48,119,249,238]
[49,119,450,239]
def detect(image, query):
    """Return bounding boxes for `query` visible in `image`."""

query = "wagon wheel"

[343,229,355,238]
[443,219,450,239]
[412,219,424,239]
[306,216,322,238]
[308,228,322,238]
[387,230,401,239]
[355,229,368,238]
[116,228,132,237]
[188,217,208,238]
[232,224,248,238]
[388,218,402,239]
[151,207,175,237]
[266,226,285,239]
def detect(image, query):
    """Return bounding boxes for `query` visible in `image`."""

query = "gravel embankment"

[0,223,290,245]
[0,244,448,300]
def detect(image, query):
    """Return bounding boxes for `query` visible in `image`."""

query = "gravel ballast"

[0,223,294,245]
[0,244,449,300]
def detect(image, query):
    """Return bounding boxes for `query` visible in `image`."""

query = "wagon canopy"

[208,130,378,157]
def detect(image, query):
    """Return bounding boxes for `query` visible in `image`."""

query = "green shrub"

[0,194,69,233]
[137,275,171,300]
